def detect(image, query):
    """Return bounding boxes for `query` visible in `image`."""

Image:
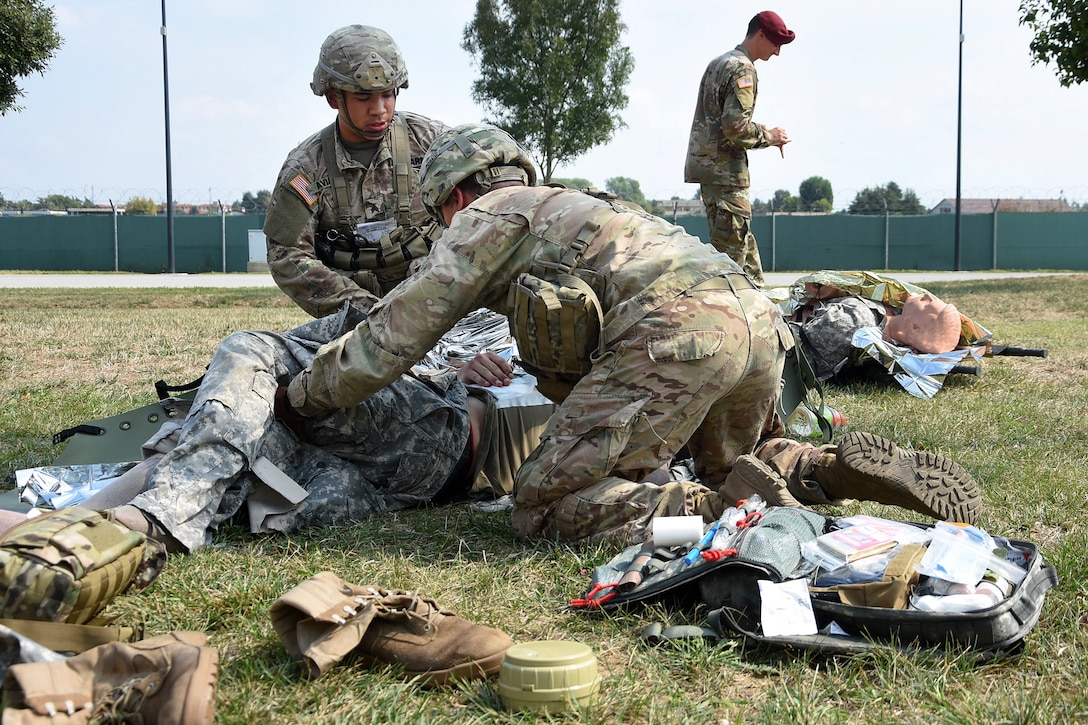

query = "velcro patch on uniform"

[289,174,319,207]
[737,76,754,89]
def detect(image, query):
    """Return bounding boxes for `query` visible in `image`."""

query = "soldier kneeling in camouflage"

[277,124,980,546]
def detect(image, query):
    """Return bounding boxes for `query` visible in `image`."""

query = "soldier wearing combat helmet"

[263,25,448,318]
[281,124,981,545]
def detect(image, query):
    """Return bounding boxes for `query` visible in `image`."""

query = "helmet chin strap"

[337,90,387,141]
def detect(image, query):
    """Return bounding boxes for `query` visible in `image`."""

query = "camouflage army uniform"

[287,185,794,545]
[264,112,448,318]
[685,45,773,284]
[793,296,888,381]
[128,307,470,553]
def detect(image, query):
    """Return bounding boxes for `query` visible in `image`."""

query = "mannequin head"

[883,293,962,353]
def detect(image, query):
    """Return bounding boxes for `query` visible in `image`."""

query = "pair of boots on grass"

[1,574,513,723]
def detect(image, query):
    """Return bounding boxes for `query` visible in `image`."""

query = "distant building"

[929,198,1077,214]
[67,206,124,215]
[652,198,704,216]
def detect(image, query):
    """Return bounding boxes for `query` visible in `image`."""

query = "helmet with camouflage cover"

[311,25,409,96]
[418,123,538,224]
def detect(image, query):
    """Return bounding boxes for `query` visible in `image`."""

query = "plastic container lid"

[498,640,600,713]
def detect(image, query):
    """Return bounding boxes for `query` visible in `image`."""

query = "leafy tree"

[125,196,160,215]
[550,176,594,190]
[0,193,22,211]
[1019,0,1088,86]
[645,200,666,216]
[234,190,270,214]
[773,189,799,212]
[848,182,926,215]
[799,176,833,212]
[754,192,792,214]
[461,0,634,182]
[0,0,63,115]
[605,176,648,209]
[37,194,93,211]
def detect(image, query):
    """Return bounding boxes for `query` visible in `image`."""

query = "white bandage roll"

[651,515,704,548]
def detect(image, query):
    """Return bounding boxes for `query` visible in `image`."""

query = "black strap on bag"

[154,374,204,401]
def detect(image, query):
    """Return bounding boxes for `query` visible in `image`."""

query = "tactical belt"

[687,272,759,294]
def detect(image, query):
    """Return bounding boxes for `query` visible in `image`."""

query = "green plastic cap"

[498,640,600,713]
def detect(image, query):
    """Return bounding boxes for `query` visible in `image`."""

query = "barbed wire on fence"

[5,184,1088,215]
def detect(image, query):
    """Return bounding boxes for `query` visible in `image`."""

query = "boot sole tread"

[837,431,981,523]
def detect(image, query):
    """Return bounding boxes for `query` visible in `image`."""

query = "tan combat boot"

[719,454,807,509]
[1,631,218,725]
[812,431,981,524]
[270,571,513,685]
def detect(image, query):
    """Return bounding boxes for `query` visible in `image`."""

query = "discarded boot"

[1,631,218,725]
[812,431,981,524]
[270,571,513,685]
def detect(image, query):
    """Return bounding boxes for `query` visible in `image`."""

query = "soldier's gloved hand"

[274,384,308,441]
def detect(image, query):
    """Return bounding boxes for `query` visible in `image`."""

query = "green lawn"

[1,278,1086,724]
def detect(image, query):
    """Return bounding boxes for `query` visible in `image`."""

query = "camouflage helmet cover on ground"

[418,123,539,223]
[311,25,409,96]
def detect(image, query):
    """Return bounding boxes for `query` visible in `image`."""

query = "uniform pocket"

[646,330,724,363]
[517,394,649,507]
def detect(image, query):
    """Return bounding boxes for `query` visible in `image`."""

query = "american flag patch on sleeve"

[289,174,318,207]
[737,76,753,89]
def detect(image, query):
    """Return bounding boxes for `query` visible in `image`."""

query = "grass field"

[1,277,1086,724]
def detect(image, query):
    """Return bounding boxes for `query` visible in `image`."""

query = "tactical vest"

[316,117,440,292]
[509,192,626,385]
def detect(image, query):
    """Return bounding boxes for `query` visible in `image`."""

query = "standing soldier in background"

[264,25,448,318]
[685,11,795,285]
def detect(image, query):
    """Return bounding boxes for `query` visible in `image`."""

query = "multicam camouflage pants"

[701,184,764,285]
[129,309,470,552]
[511,282,790,545]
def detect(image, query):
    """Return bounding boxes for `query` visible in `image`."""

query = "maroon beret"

[757,10,796,45]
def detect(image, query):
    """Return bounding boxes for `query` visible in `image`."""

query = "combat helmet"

[311,25,409,96]
[418,123,538,224]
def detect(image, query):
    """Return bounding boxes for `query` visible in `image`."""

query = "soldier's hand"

[766,126,789,146]
[765,126,789,157]
[457,352,515,387]
[274,385,309,441]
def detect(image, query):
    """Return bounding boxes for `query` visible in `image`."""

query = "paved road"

[0,270,1069,289]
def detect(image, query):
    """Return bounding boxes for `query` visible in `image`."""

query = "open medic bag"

[571,505,1057,659]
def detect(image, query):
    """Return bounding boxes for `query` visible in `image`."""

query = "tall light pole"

[161,0,175,273]
[954,0,964,271]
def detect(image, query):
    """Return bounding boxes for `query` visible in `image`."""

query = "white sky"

[3,0,1087,211]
